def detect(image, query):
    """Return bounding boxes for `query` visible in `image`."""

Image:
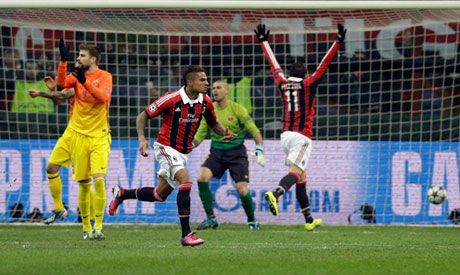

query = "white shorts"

[280,131,313,171]
[154,142,188,188]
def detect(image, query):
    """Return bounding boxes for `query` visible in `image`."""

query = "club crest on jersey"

[149,103,157,113]
[93,79,99,86]
[228,115,234,121]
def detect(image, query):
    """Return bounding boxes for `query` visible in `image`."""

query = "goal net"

[0,7,459,225]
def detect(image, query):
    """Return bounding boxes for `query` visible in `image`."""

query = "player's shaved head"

[213,80,229,91]
[183,65,206,86]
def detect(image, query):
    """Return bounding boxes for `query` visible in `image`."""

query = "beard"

[79,64,90,71]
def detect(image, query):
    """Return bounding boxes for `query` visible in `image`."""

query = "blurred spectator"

[254,67,276,106]
[148,58,172,99]
[45,47,60,75]
[10,61,55,113]
[0,48,21,110]
[339,51,380,113]
[169,60,183,90]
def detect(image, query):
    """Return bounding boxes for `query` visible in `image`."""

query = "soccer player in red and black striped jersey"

[255,23,346,231]
[109,65,236,246]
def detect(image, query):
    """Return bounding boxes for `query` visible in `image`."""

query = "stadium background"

[0,9,459,225]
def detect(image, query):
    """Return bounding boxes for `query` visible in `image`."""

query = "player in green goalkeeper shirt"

[193,80,264,230]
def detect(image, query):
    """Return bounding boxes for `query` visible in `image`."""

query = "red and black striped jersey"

[145,87,218,154]
[260,40,341,139]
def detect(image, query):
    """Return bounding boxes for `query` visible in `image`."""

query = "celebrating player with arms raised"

[255,23,346,230]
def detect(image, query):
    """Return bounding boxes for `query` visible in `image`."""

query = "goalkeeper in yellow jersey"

[56,38,112,240]
[193,80,264,230]
[28,76,96,226]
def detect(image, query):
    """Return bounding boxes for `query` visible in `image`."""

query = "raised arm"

[255,24,288,85]
[56,38,76,88]
[305,24,346,86]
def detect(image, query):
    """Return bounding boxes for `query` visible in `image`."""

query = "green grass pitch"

[1,224,459,274]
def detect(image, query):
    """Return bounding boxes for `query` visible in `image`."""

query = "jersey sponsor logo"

[149,103,157,113]
[179,113,199,123]
[228,115,234,121]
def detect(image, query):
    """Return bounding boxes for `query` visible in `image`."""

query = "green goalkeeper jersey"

[194,100,260,150]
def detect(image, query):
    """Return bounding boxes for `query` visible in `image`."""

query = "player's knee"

[78,180,91,191]
[46,163,59,174]
[236,182,248,197]
[197,167,213,182]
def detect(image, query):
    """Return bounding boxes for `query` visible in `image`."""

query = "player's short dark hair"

[182,65,206,85]
[79,43,101,65]
[289,62,307,79]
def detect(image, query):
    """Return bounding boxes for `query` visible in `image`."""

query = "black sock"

[296,182,313,223]
[121,187,163,202]
[274,173,299,199]
[177,182,192,237]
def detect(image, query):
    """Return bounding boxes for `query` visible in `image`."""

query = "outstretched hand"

[59,38,70,62]
[222,127,237,142]
[254,24,270,43]
[337,24,347,43]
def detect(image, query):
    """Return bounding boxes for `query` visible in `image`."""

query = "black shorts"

[202,144,249,183]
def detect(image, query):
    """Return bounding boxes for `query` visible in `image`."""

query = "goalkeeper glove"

[337,24,347,44]
[59,38,70,62]
[251,144,265,167]
[72,66,86,84]
[254,24,270,43]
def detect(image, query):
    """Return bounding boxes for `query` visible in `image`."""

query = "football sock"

[47,172,64,212]
[240,192,255,222]
[93,177,106,230]
[198,181,215,219]
[78,182,92,231]
[274,172,300,199]
[89,186,96,220]
[121,187,165,202]
[296,181,313,223]
[177,182,192,237]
